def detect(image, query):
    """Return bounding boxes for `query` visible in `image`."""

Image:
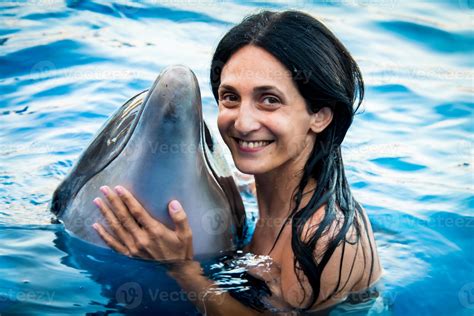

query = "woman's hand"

[91,185,193,261]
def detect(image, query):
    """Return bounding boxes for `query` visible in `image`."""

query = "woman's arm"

[167,260,262,316]
[92,185,262,315]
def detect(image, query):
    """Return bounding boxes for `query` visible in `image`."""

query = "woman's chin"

[235,166,255,175]
[234,163,268,176]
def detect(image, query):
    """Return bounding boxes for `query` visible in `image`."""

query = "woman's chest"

[241,224,293,306]
[244,221,291,266]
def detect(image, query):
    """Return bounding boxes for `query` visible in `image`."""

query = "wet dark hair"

[210,10,376,310]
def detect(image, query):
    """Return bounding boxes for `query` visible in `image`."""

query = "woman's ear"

[309,107,333,133]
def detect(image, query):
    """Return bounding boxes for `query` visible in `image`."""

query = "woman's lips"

[232,137,274,153]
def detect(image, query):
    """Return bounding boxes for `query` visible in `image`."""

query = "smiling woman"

[217,45,327,176]
[92,9,382,314]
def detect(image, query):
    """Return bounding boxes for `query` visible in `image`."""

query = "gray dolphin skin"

[50,65,246,257]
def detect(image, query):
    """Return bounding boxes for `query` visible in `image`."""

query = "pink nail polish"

[92,223,99,230]
[115,186,125,196]
[170,200,181,213]
[93,198,101,207]
[100,186,109,196]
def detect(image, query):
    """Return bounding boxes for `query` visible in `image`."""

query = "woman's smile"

[233,137,275,153]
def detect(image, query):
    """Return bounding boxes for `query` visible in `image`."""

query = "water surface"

[0,1,473,315]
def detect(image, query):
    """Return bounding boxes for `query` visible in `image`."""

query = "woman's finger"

[92,223,130,255]
[114,186,166,234]
[168,200,193,244]
[93,197,140,254]
[100,186,142,234]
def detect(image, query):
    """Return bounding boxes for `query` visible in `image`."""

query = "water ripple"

[378,20,474,54]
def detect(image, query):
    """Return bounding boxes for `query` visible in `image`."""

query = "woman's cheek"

[217,110,232,136]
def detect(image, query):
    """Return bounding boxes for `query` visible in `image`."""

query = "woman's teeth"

[238,140,272,149]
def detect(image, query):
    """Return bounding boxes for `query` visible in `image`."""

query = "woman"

[92,10,382,314]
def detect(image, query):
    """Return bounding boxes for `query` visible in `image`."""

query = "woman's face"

[217,45,321,176]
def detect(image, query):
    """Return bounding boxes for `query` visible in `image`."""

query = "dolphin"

[50,65,246,257]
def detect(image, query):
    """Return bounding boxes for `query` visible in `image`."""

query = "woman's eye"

[261,96,281,106]
[225,94,239,102]
[220,93,239,103]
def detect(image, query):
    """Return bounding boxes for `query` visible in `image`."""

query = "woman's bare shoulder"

[351,205,383,291]
[279,202,382,311]
[316,203,383,308]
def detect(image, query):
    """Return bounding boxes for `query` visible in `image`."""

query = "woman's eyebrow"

[254,85,284,95]
[218,84,237,92]
[218,84,284,95]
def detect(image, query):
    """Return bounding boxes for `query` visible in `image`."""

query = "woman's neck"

[254,161,316,221]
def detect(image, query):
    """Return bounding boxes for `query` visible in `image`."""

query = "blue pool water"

[0,1,473,315]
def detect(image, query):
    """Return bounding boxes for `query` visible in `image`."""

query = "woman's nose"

[233,102,260,135]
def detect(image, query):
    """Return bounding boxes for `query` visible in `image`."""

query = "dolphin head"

[132,65,203,150]
[50,65,247,257]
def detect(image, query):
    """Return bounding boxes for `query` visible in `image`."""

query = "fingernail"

[92,223,99,230]
[93,198,101,207]
[115,186,125,196]
[170,200,181,213]
[100,186,109,196]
